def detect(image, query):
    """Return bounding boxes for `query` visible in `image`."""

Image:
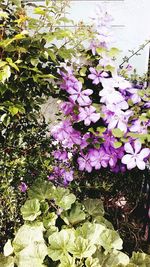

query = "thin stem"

[119,40,150,68]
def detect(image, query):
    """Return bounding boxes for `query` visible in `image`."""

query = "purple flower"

[107,109,133,133]
[19,182,27,193]
[53,150,68,161]
[88,67,109,85]
[126,88,141,104]
[63,170,74,185]
[51,120,81,148]
[68,81,93,106]
[130,119,149,134]
[60,101,74,115]
[77,153,92,173]
[100,78,125,105]
[78,106,100,126]
[88,148,109,169]
[121,140,150,170]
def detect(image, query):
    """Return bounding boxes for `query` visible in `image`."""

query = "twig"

[119,40,150,68]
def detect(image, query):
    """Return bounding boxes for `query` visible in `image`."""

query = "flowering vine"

[50,6,150,184]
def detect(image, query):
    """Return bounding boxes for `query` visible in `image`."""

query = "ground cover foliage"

[1,181,150,267]
[0,0,150,265]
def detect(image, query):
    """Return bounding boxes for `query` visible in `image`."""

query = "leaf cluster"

[1,181,150,267]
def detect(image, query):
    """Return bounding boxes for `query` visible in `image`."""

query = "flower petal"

[138,148,150,160]
[136,158,146,170]
[127,158,136,170]
[134,140,141,154]
[121,154,132,164]
[124,143,134,154]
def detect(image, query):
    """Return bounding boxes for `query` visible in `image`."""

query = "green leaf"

[99,229,123,252]
[28,181,55,201]
[80,67,87,76]
[9,106,19,116]
[6,58,19,71]
[96,47,107,54]
[0,255,14,267]
[4,240,14,257]
[85,257,101,267]
[31,58,39,67]
[83,198,104,217]
[0,65,11,83]
[59,255,76,267]
[13,222,45,252]
[94,216,114,230]
[130,252,150,266]
[108,47,121,57]
[1,113,10,127]
[112,128,124,138]
[0,61,7,68]
[15,242,47,267]
[0,11,8,18]
[54,187,76,210]
[62,203,86,225]
[47,50,56,62]
[34,7,46,15]
[43,212,58,229]
[69,236,96,258]
[48,229,75,261]
[113,141,122,149]
[76,222,105,245]
[21,199,41,221]
[104,64,115,73]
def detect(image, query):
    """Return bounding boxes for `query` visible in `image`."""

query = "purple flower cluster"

[50,7,150,183]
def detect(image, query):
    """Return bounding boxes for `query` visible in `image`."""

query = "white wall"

[66,0,150,74]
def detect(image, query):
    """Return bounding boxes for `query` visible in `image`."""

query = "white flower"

[122,140,150,170]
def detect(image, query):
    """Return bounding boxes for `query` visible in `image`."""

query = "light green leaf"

[13,222,45,252]
[0,11,8,18]
[9,106,19,116]
[21,199,41,221]
[43,212,58,229]
[94,216,114,230]
[99,229,123,252]
[102,251,129,267]
[112,128,124,138]
[48,229,75,261]
[83,198,104,217]
[130,252,150,266]
[28,181,55,201]
[76,222,105,245]
[80,67,87,76]
[85,257,101,267]
[59,255,76,267]
[0,65,11,83]
[62,203,86,225]
[0,61,7,68]
[54,187,76,210]
[69,236,96,258]
[108,47,121,57]
[6,58,19,71]
[104,65,115,73]
[4,240,14,257]
[1,113,10,127]
[34,7,46,15]
[16,242,47,267]
[113,141,122,149]
[0,255,14,267]
[31,58,39,67]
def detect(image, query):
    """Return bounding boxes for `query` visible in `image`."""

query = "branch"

[119,40,150,68]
